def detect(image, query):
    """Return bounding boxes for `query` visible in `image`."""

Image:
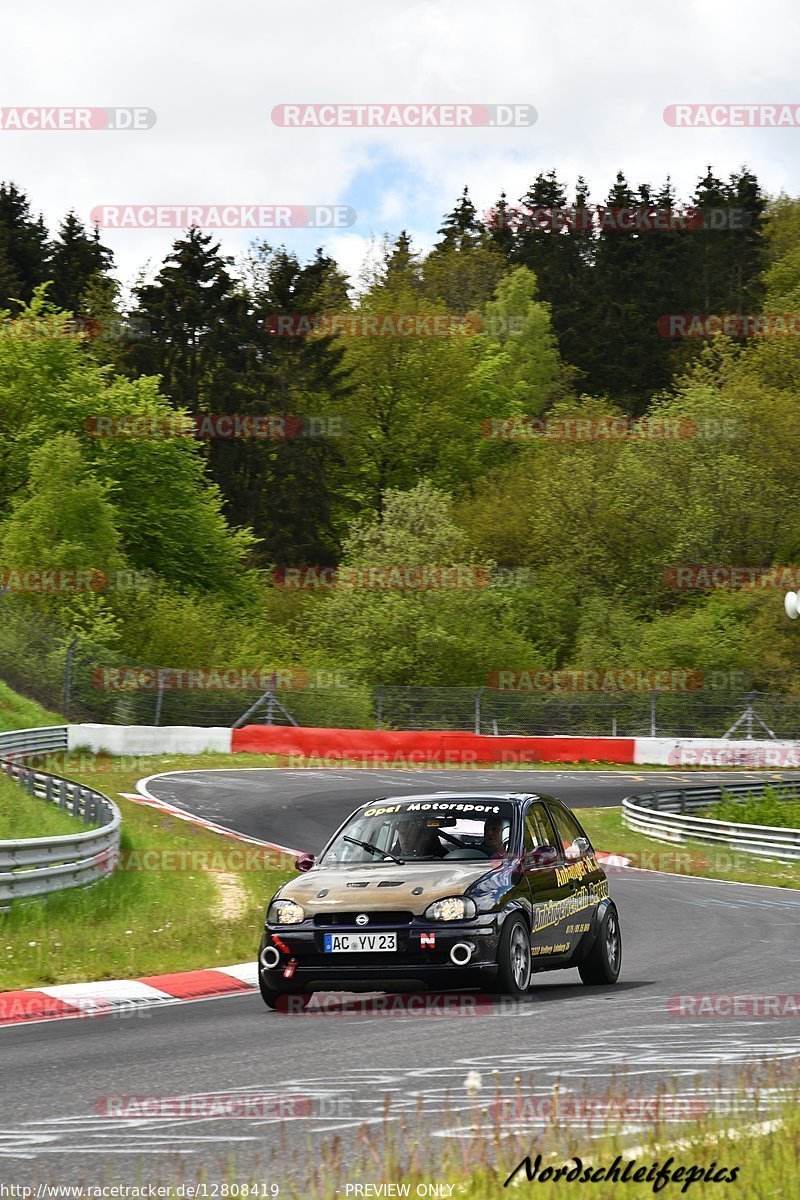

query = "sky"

[2,0,799,296]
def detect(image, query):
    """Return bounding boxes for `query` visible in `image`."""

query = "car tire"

[495,914,532,997]
[578,907,621,985]
[259,975,311,1012]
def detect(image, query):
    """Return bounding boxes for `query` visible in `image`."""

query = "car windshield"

[319,799,515,865]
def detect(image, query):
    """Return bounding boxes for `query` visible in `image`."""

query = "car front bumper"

[259,918,500,993]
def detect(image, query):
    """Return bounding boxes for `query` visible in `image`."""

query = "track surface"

[141,765,800,851]
[3,767,800,1186]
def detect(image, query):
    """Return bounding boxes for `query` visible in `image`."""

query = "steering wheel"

[436,828,468,849]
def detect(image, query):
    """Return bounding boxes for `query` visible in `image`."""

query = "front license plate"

[323,932,397,953]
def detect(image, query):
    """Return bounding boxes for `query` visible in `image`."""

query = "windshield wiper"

[343,835,405,865]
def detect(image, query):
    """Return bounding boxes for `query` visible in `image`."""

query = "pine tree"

[511,172,593,392]
[49,212,115,316]
[384,231,421,288]
[584,171,657,409]
[486,191,516,259]
[0,182,50,307]
[220,245,352,565]
[436,186,482,251]
[127,227,246,413]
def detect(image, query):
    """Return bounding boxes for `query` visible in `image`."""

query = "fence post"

[376,686,384,731]
[154,669,167,727]
[265,674,276,725]
[474,687,484,736]
[63,637,79,722]
[650,690,658,737]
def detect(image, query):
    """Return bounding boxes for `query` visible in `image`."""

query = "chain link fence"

[1,601,800,738]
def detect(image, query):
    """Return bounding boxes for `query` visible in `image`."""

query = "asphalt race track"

[3,767,800,1187]
[140,764,800,852]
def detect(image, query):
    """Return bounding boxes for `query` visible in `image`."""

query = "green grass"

[0,679,63,731]
[0,752,296,989]
[701,785,800,829]
[0,770,95,840]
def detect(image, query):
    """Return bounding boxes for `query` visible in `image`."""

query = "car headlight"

[267,898,305,925]
[424,896,476,921]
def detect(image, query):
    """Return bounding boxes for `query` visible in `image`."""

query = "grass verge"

[0,769,96,839]
[0,752,296,989]
[0,679,63,731]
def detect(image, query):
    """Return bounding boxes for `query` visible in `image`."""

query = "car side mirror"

[523,845,558,869]
[574,837,591,855]
[295,853,315,872]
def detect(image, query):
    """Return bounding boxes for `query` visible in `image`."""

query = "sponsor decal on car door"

[522,803,575,959]
[546,803,607,954]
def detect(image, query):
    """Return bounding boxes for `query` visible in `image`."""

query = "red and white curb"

[0,961,259,1028]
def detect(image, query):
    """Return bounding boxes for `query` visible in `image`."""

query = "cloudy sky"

[3,0,799,293]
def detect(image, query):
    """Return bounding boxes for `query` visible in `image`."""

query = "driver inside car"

[479,816,508,858]
[393,819,446,859]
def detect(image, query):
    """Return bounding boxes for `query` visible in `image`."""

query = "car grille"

[313,911,415,927]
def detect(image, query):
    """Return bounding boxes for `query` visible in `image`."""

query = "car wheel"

[495,914,532,997]
[578,907,621,985]
[259,975,311,1011]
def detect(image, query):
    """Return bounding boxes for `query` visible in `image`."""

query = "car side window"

[549,805,592,861]
[524,803,553,850]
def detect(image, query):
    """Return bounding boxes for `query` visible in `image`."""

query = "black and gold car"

[258,791,621,1008]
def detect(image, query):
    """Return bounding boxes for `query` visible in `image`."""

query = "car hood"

[277,860,497,917]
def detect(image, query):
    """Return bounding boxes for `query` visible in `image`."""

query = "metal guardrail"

[622,781,800,861]
[0,725,121,905]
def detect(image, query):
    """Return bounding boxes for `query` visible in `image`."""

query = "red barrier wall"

[231,725,636,764]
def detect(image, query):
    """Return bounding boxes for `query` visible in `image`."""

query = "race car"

[258,791,621,1008]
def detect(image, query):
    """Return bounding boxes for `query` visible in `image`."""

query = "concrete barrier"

[229,725,637,763]
[66,724,800,768]
[634,737,800,768]
[68,724,233,756]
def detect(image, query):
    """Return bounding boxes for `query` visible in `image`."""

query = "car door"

[520,801,575,963]
[544,801,607,955]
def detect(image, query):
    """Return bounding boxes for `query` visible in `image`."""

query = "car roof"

[356,791,559,808]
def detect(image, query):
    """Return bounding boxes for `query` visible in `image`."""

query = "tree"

[0,291,256,593]
[690,165,766,314]
[339,275,482,515]
[510,172,593,389]
[473,267,569,419]
[128,235,351,565]
[300,482,545,685]
[127,227,245,414]
[436,187,482,251]
[48,213,115,317]
[230,244,352,564]
[0,182,50,307]
[0,433,126,641]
